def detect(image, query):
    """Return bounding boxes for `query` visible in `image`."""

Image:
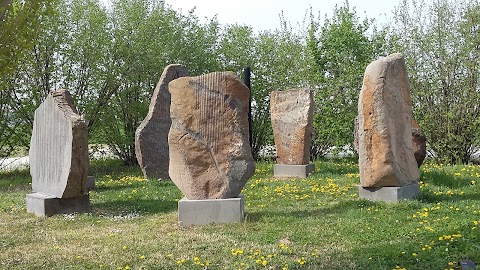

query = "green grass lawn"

[0,159,479,270]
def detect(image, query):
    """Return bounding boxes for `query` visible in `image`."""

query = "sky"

[164,0,399,32]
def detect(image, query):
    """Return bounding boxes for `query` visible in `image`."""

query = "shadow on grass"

[419,190,480,203]
[422,170,472,189]
[92,198,177,216]
[94,178,177,192]
[246,199,377,222]
[89,159,143,178]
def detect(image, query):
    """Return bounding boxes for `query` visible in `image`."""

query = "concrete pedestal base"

[178,195,244,226]
[273,164,315,178]
[358,183,420,202]
[26,193,90,217]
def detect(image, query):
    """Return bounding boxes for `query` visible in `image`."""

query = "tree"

[390,0,480,164]
[307,1,386,158]
[0,0,57,162]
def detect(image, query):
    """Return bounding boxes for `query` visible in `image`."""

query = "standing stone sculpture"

[135,64,188,179]
[354,116,427,168]
[26,89,90,216]
[358,53,420,202]
[168,71,255,226]
[270,88,315,177]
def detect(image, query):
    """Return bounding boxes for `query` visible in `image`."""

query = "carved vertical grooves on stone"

[194,72,227,172]
[168,72,255,199]
[29,89,88,198]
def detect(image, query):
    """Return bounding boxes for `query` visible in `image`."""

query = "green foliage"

[2,0,479,166]
[0,0,57,159]
[307,2,387,158]
[390,0,480,164]
[217,23,309,159]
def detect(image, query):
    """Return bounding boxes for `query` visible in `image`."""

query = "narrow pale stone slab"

[26,193,90,217]
[178,195,244,226]
[358,183,420,202]
[270,89,314,165]
[273,164,315,178]
[29,90,89,198]
[135,64,189,180]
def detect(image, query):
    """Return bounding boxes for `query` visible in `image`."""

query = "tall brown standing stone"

[135,64,188,179]
[270,89,314,165]
[168,72,255,199]
[27,89,90,216]
[358,53,420,187]
[354,116,427,168]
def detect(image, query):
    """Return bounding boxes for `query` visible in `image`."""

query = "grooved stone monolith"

[168,72,255,200]
[27,89,90,216]
[358,53,420,188]
[135,64,189,179]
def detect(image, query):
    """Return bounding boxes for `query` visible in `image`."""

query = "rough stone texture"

[354,116,427,168]
[358,53,420,187]
[412,120,427,167]
[135,64,189,179]
[270,88,314,165]
[168,72,255,199]
[29,89,89,198]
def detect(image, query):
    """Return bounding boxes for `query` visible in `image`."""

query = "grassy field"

[0,159,479,270]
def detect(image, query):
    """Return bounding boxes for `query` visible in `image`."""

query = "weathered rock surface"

[354,116,427,168]
[358,53,420,187]
[270,88,314,165]
[168,72,255,199]
[29,89,89,198]
[412,120,427,167]
[135,64,188,179]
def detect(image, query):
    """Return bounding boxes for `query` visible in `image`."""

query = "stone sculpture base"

[178,195,244,226]
[26,193,90,217]
[273,164,315,178]
[358,183,420,202]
